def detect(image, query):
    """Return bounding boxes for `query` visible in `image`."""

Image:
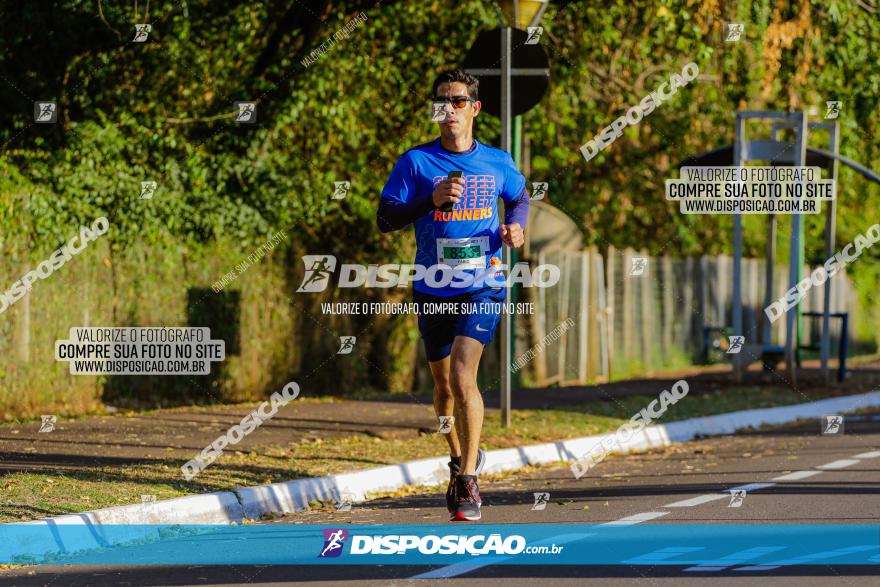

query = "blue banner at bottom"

[1,524,878,566]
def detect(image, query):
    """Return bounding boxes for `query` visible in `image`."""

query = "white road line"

[772,470,823,481]
[411,533,590,580]
[664,483,775,508]
[664,494,727,508]
[852,450,880,459]
[817,459,860,470]
[600,511,669,525]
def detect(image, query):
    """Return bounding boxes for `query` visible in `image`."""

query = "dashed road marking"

[600,511,669,525]
[817,459,860,470]
[664,494,727,508]
[663,482,774,508]
[852,450,880,459]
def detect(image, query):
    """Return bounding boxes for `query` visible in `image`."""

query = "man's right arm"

[377,154,462,233]
[377,195,436,233]
[377,154,430,233]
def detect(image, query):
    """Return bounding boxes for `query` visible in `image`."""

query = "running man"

[377,69,530,521]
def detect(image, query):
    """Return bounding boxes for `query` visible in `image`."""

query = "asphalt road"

[4,409,879,586]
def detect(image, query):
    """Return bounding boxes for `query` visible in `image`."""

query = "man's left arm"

[499,155,529,248]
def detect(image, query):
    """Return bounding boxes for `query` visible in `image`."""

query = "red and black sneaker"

[450,474,482,522]
[445,449,485,513]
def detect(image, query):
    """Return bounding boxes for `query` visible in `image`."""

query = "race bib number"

[436,237,488,269]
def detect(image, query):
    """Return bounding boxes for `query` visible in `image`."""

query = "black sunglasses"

[432,95,476,109]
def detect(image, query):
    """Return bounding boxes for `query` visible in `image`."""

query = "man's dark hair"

[432,69,479,100]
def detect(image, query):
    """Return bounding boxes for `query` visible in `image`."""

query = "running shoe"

[451,474,482,521]
[446,448,485,513]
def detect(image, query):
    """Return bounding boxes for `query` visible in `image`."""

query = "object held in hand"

[442,171,463,212]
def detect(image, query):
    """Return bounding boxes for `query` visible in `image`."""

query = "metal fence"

[516,246,862,386]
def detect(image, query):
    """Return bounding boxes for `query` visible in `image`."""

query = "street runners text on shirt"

[321,302,535,315]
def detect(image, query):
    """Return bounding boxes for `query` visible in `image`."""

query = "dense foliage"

[0,0,878,413]
[2,0,878,260]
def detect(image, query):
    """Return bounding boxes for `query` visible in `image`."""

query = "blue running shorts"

[413,287,506,362]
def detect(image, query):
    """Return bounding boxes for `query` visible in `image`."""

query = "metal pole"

[820,122,839,383]
[500,26,512,428]
[764,125,781,350]
[763,215,776,346]
[510,115,523,391]
[732,113,744,382]
[785,112,808,384]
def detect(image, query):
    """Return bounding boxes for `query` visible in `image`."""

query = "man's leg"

[428,356,461,457]
[449,335,484,474]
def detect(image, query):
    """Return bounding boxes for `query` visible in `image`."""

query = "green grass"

[0,383,865,522]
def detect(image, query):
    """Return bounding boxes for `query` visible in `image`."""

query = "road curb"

[11,389,880,560]
[5,492,243,562]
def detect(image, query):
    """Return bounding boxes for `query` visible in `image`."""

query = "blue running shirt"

[380,139,528,296]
